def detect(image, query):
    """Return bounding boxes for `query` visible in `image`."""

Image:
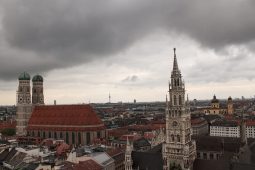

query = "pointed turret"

[172,48,181,76]
[173,48,179,70]
[125,137,133,170]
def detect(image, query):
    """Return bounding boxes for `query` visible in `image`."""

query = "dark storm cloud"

[1,0,255,80]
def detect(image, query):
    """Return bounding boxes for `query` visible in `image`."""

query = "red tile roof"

[27,105,105,131]
[144,132,155,139]
[246,120,255,126]
[75,160,102,170]
[106,148,124,157]
[191,118,207,125]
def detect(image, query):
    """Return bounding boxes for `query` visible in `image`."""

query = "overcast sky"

[1,0,255,105]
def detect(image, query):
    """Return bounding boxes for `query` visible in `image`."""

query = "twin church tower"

[16,72,44,136]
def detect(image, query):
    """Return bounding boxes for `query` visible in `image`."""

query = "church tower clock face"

[19,97,23,103]
[172,121,178,127]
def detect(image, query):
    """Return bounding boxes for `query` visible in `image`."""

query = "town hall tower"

[162,49,196,170]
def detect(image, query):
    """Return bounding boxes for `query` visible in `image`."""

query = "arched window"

[38,131,40,137]
[174,95,177,105]
[54,132,57,139]
[43,131,46,138]
[179,110,181,116]
[66,132,69,144]
[97,131,101,138]
[179,95,182,105]
[60,132,63,139]
[78,132,81,144]
[86,132,90,145]
[72,132,75,144]
[177,79,179,86]
[171,135,175,142]
[177,135,180,142]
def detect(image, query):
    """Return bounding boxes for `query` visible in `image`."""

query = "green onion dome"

[18,72,30,80]
[32,74,43,82]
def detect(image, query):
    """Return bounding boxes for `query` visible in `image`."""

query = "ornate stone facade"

[125,137,133,170]
[162,49,196,170]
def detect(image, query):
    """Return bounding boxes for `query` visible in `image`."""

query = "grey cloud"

[122,75,138,83]
[1,0,255,81]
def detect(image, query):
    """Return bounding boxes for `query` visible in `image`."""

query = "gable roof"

[28,105,105,131]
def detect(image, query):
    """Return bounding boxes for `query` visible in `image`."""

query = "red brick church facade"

[27,104,106,145]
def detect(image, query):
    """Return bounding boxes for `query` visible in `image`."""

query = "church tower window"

[179,95,182,105]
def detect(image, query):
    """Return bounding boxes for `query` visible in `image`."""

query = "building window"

[210,153,214,160]
[43,131,46,138]
[54,132,57,139]
[86,132,90,145]
[197,153,200,159]
[38,131,40,137]
[177,135,180,142]
[60,132,63,139]
[171,135,174,142]
[97,131,101,138]
[49,132,51,138]
[174,95,177,105]
[78,132,81,144]
[66,132,69,144]
[179,95,182,105]
[203,153,207,159]
[72,132,75,144]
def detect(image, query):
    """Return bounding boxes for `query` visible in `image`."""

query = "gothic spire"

[126,136,132,151]
[173,48,179,72]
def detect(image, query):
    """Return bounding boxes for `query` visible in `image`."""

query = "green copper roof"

[18,72,30,80]
[32,74,43,82]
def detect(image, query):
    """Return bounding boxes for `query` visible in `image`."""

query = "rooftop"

[28,104,105,131]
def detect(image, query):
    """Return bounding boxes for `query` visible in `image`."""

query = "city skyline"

[1,1,255,104]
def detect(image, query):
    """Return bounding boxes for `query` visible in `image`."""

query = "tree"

[1,128,16,136]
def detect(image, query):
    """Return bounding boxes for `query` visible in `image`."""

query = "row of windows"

[28,131,102,145]
[172,78,182,87]
[173,95,183,106]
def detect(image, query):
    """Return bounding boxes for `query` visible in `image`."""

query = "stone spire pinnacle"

[173,48,179,72]
[125,136,133,170]
[186,94,189,106]
[127,136,130,147]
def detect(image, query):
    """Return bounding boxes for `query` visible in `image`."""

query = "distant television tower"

[109,92,111,103]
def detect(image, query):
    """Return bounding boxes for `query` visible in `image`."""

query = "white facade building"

[210,121,255,138]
